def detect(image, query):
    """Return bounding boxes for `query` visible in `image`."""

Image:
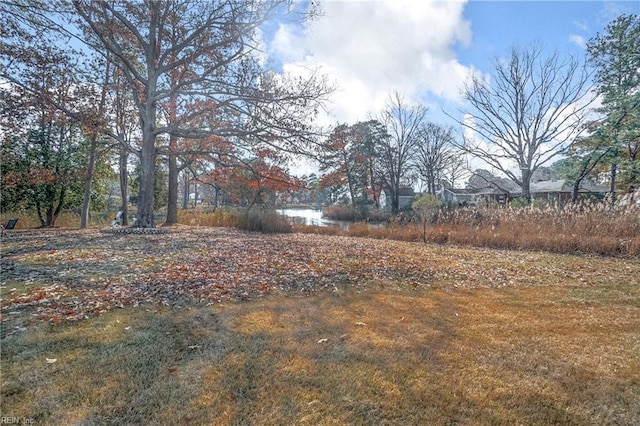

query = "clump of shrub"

[323,203,391,222]
[178,208,291,234]
[412,194,442,242]
[178,207,241,228]
[236,210,292,234]
[323,204,359,221]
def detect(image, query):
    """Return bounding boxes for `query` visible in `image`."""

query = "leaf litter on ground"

[1,226,639,333]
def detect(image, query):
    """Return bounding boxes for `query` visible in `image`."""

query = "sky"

[265,0,639,175]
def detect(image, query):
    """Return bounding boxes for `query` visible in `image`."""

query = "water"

[276,208,350,228]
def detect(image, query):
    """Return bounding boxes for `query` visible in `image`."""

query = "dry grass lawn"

[1,227,639,425]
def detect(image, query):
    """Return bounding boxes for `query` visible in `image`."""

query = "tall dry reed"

[301,203,640,257]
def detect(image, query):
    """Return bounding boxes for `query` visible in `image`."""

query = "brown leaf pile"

[1,227,639,330]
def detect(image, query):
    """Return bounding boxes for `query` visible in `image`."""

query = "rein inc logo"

[1,418,34,425]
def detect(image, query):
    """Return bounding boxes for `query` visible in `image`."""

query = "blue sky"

[268,0,638,174]
[458,0,636,70]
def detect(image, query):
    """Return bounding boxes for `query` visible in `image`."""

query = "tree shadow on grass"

[2,290,637,424]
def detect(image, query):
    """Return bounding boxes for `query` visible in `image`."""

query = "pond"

[276,208,351,228]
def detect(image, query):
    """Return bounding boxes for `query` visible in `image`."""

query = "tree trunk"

[52,187,65,226]
[182,169,189,209]
[391,189,399,214]
[165,152,179,225]
[80,134,98,229]
[194,180,198,207]
[80,60,110,229]
[46,206,54,227]
[609,162,617,203]
[119,149,129,226]
[135,133,157,228]
[521,168,532,202]
[571,179,581,204]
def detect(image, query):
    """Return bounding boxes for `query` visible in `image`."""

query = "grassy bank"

[1,227,639,424]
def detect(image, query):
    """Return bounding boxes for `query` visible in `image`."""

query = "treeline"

[0,1,331,228]
[0,4,637,228]
[314,15,639,212]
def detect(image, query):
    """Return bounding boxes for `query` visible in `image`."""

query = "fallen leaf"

[355,322,366,326]
[46,358,57,364]
[317,338,328,344]
[187,345,201,349]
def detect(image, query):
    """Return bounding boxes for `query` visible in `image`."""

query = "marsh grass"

[298,204,640,257]
[178,203,640,256]
[178,208,292,233]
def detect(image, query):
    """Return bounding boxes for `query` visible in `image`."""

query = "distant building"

[379,187,416,211]
[472,187,512,205]
[439,179,610,207]
[439,188,475,205]
[529,179,609,207]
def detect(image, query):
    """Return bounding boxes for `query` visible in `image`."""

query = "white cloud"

[568,34,586,49]
[271,0,474,125]
[572,19,589,32]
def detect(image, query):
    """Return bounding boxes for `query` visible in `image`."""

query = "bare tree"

[414,122,456,195]
[442,148,469,189]
[451,44,595,201]
[375,92,427,213]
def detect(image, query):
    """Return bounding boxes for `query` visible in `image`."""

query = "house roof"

[530,179,609,193]
[444,188,476,195]
[473,187,510,195]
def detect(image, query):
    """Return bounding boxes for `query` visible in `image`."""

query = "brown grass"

[1,227,639,424]
[297,204,640,257]
[0,210,111,230]
[178,208,292,233]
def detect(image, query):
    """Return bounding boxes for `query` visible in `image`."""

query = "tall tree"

[550,131,611,203]
[209,147,302,209]
[375,93,426,213]
[72,0,332,227]
[79,56,112,228]
[587,14,640,198]
[0,44,88,226]
[355,120,387,208]
[319,122,378,207]
[414,123,456,195]
[452,44,595,201]
[442,148,469,190]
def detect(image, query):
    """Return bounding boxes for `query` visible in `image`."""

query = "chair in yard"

[1,218,18,237]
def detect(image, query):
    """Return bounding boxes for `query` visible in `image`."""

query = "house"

[529,179,609,207]
[379,187,416,211]
[472,187,513,205]
[439,186,514,205]
[440,188,475,205]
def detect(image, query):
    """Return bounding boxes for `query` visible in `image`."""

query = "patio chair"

[1,218,18,237]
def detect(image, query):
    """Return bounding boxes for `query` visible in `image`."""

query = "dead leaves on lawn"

[1,227,639,331]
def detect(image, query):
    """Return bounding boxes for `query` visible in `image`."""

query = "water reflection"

[276,208,350,228]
